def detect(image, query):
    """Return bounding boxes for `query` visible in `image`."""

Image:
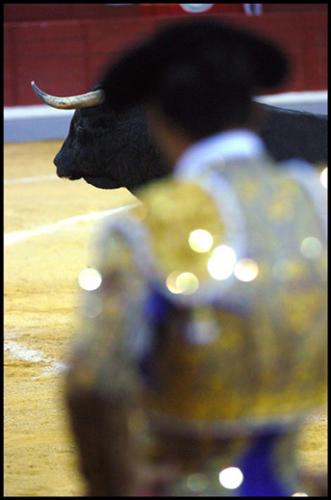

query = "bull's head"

[31,81,169,191]
[32,82,327,192]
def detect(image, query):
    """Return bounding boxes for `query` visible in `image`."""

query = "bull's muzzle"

[31,81,105,110]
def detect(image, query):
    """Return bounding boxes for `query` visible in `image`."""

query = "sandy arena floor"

[4,141,327,496]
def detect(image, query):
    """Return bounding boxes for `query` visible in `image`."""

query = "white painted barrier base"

[4,91,327,143]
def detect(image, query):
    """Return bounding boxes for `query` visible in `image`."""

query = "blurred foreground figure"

[64,19,327,496]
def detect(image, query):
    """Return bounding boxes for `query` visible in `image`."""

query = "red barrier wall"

[4,4,327,106]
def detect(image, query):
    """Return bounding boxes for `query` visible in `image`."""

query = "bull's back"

[259,103,327,164]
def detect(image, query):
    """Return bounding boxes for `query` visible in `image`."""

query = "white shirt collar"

[175,129,266,178]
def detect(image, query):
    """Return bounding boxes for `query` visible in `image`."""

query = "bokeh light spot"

[207,245,237,280]
[320,167,327,189]
[234,258,259,282]
[300,236,322,259]
[219,467,244,489]
[78,268,102,291]
[188,229,214,253]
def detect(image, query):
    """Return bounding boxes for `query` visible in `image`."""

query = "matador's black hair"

[100,18,289,139]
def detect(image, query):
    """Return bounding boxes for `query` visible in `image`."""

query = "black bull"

[54,102,327,192]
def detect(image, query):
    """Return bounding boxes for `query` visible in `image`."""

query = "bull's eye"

[76,126,85,134]
[95,129,104,139]
[76,126,91,143]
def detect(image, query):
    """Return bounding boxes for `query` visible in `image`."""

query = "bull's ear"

[31,81,105,109]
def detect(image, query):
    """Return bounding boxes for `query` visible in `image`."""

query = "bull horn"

[31,81,105,109]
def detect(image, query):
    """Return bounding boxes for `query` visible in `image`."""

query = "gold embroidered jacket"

[65,155,327,495]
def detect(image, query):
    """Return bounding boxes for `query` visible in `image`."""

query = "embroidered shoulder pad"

[132,177,229,300]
